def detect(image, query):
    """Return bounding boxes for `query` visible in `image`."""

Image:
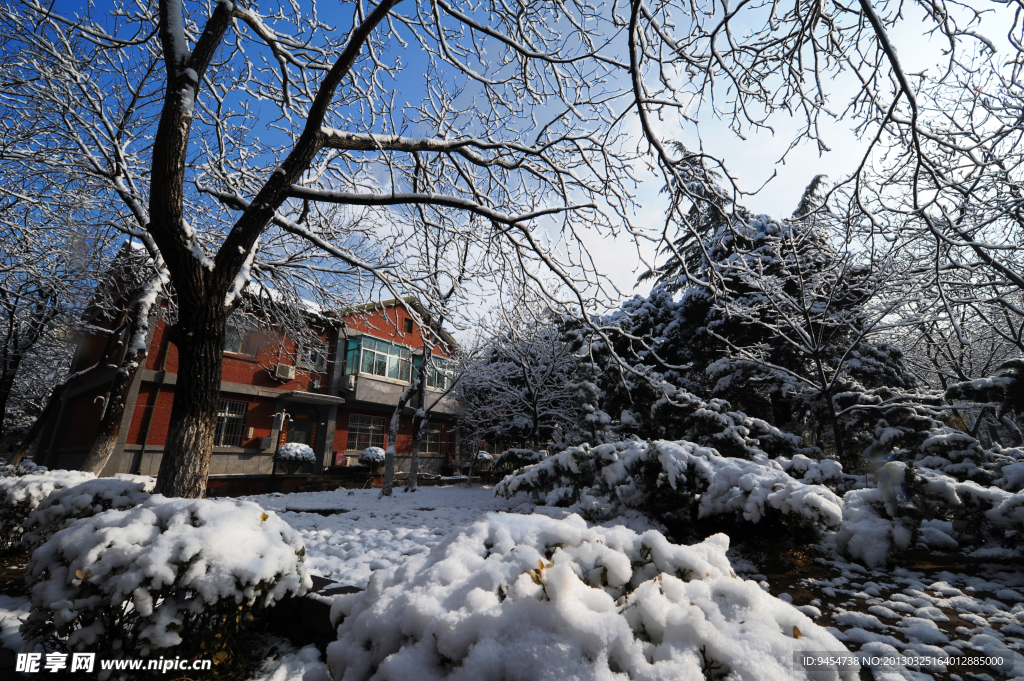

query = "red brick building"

[35,298,459,477]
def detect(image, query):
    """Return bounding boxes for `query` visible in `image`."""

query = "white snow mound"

[327,512,855,681]
[277,442,316,463]
[0,468,96,549]
[24,496,311,650]
[22,475,154,550]
[358,447,386,466]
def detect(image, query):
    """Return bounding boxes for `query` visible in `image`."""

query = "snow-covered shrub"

[0,468,95,550]
[994,453,1024,493]
[21,475,154,551]
[276,442,316,474]
[327,512,855,681]
[836,389,996,483]
[21,496,311,665]
[496,439,844,534]
[836,461,1023,567]
[470,451,493,470]
[495,446,597,506]
[0,459,47,477]
[774,454,843,487]
[358,447,386,470]
[945,358,1023,427]
[492,448,545,475]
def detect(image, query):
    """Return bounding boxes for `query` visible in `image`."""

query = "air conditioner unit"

[274,363,295,380]
[343,374,356,391]
[258,437,273,450]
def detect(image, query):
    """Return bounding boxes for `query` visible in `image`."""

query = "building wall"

[342,305,453,358]
[42,299,457,477]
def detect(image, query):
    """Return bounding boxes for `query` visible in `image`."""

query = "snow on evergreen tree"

[946,359,1023,446]
[458,296,595,449]
[591,174,923,469]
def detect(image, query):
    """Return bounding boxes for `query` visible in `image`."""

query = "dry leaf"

[260,512,269,522]
[75,570,84,580]
[792,626,802,639]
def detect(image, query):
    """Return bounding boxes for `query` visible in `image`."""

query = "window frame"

[347,337,412,382]
[346,413,386,452]
[425,356,455,390]
[422,425,442,455]
[298,341,328,373]
[214,399,248,447]
[223,318,247,355]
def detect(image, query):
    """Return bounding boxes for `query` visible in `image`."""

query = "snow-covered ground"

[245,485,521,588]
[793,557,1024,680]
[251,485,1024,681]
[2,483,1022,680]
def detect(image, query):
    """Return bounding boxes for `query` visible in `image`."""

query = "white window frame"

[299,341,328,372]
[346,413,386,452]
[214,399,248,447]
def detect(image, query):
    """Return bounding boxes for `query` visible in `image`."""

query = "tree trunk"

[405,357,428,492]
[822,387,848,467]
[0,354,23,447]
[812,355,848,467]
[79,302,151,475]
[6,375,71,466]
[1001,414,1023,447]
[5,320,136,467]
[381,379,415,496]
[154,302,226,498]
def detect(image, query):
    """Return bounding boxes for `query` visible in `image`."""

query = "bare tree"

[3,0,1018,496]
[458,292,586,451]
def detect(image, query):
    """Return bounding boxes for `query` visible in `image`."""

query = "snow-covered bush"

[492,448,545,475]
[496,439,844,534]
[21,496,311,665]
[836,461,1024,567]
[0,468,95,550]
[774,454,843,486]
[0,459,47,477]
[994,449,1024,492]
[358,446,386,470]
[495,446,597,506]
[327,512,855,681]
[836,389,997,483]
[276,442,316,474]
[470,451,493,470]
[21,475,154,551]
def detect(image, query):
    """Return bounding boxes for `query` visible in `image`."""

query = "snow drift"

[22,496,311,657]
[327,512,855,681]
[495,439,844,532]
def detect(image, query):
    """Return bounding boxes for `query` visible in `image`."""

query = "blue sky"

[64,0,1017,305]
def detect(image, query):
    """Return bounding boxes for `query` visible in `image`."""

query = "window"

[224,318,247,354]
[422,426,442,455]
[347,414,386,452]
[403,318,413,333]
[344,338,360,375]
[299,342,328,372]
[425,356,455,390]
[224,316,264,355]
[354,337,412,381]
[214,399,248,447]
